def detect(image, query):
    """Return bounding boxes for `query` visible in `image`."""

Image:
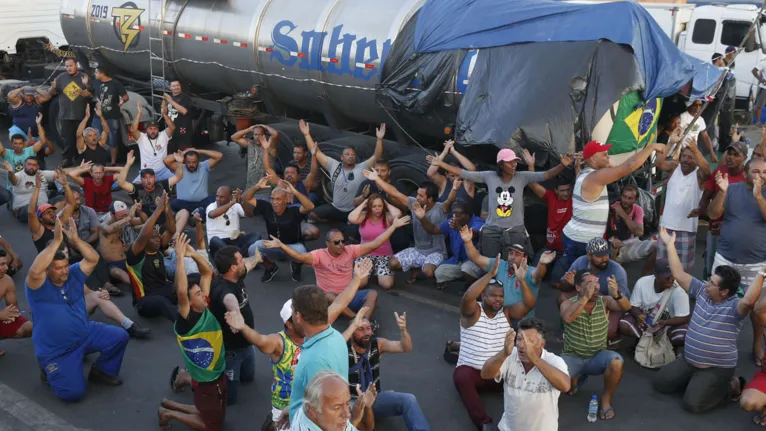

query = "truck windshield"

[721,20,754,49]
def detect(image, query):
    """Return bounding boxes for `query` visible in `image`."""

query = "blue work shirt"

[487,258,540,315]
[289,326,348,421]
[26,263,89,360]
[177,159,211,202]
[564,255,629,296]
[440,215,484,265]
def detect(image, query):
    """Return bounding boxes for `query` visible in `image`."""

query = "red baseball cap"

[582,141,612,160]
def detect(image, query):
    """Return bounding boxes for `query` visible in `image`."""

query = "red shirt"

[704,165,745,234]
[543,190,572,251]
[81,175,114,213]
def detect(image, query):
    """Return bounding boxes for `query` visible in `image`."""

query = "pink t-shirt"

[310,245,363,294]
[359,217,393,256]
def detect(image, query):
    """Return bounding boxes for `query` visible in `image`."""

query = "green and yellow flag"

[606,91,662,155]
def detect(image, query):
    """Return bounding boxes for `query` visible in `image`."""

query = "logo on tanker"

[269,20,392,81]
[112,2,145,52]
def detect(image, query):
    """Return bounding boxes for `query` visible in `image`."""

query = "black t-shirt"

[96,79,128,120]
[130,179,170,214]
[356,179,388,201]
[126,248,172,300]
[175,310,203,335]
[79,144,110,166]
[255,199,303,244]
[168,93,193,144]
[210,275,254,349]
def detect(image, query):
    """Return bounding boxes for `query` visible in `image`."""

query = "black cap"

[725,45,737,54]
[140,168,156,177]
[145,120,159,129]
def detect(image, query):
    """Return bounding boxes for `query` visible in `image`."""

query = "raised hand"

[2,161,11,172]
[452,178,463,191]
[175,232,190,259]
[394,312,407,331]
[129,202,139,218]
[574,151,583,167]
[715,171,729,192]
[392,215,411,228]
[36,112,43,124]
[513,257,529,279]
[519,330,540,362]
[560,152,574,167]
[126,150,135,166]
[362,169,378,181]
[53,218,63,243]
[161,101,168,116]
[162,93,172,103]
[459,225,473,243]
[538,250,556,265]
[35,172,43,188]
[256,175,271,189]
[659,227,676,245]
[62,217,80,243]
[731,124,742,143]
[668,127,683,145]
[754,175,764,199]
[608,275,619,298]
[351,306,370,329]
[224,311,246,331]
[95,104,103,118]
[426,154,440,166]
[232,188,242,203]
[376,123,386,139]
[298,119,310,135]
[262,235,283,249]
[443,139,455,152]
[362,184,371,198]
[259,134,271,150]
[84,106,91,119]
[81,73,89,86]
[354,258,373,279]
[564,270,575,286]
[55,168,68,185]
[504,328,516,356]
[356,383,378,410]
[521,148,535,167]
[278,179,295,193]
[488,253,501,278]
[411,202,426,219]
[582,279,597,300]
[155,191,168,210]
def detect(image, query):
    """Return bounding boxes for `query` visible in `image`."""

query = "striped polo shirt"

[562,296,608,358]
[456,304,510,370]
[684,277,747,368]
[562,168,610,243]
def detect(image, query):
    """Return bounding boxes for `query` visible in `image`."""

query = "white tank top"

[456,305,510,370]
[563,168,610,243]
[661,165,702,233]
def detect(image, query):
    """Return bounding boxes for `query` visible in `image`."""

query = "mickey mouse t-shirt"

[461,170,545,230]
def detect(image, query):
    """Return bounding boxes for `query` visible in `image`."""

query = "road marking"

[0,382,91,431]
[389,290,460,314]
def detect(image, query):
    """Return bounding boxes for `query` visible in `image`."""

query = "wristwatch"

[613,292,624,301]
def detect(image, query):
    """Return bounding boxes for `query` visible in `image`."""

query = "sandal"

[436,282,447,291]
[599,407,615,420]
[443,341,459,365]
[103,284,124,297]
[169,366,182,392]
[754,414,766,426]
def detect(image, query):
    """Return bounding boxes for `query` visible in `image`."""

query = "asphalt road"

[0,125,760,431]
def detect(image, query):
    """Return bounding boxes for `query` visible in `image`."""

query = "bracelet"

[613,293,623,301]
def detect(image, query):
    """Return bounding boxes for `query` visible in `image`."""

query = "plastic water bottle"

[587,395,598,423]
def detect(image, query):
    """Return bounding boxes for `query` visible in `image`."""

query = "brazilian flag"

[606,91,662,154]
[175,309,226,383]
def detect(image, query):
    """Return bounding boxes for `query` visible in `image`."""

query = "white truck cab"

[0,0,67,79]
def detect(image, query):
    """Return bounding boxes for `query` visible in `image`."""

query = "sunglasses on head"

[332,239,345,245]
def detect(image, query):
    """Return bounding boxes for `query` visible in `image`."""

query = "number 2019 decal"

[91,4,109,19]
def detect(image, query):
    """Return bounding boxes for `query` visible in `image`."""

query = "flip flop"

[754,414,766,426]
[169,366,181,392]
[599,407,615,420]
[567,375,589,396]
[443,341,458,365]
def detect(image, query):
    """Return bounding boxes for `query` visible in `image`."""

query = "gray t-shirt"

[59,205,100,239]
[54,72,93,120]
[718,182,766,264]
[327,159,369,212]
[408,197,448,255]
[461,170,545,229]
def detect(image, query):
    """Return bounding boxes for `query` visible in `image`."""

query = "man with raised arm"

[208,245,263,405]
[117,149,183,217]
[434,149,572,259]
[561,141,665,262]
[0,112,54,175]
[75,105,110,166]
[28,168,75,252]
[157,233,227,431]
[426,139,476,205]
[654,227,754,413]
[262,134,319,202]
[27,219,129,402]
[244,177,315,282]
[128,100,176,180]
[164,147,223,237]
[5,86,50,141]
[262,216,410,319]
[305,120,384,223]
[8,157,56,223]
[223,260,374,430]
[232,123,281,189]
[364,169,452,283]
[49,58,93,168]
[67,160,123,220]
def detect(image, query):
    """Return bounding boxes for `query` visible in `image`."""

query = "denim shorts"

[562,350,623,378]
[347,290,370,313]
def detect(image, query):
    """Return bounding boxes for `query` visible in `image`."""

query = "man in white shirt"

[618,265,691,350]
[679,101,716,163]
[128,100,175,181]
[206,186,259,259]
[481,317,570,431]
[7,157,55,223]
[751,58,766,126]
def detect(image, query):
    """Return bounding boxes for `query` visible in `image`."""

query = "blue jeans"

[249,240,307,261]
[562,350,623,379]
[562,233,588,264]
[372,390,430,431]
[224,345,255,405]
[39,322,129,402]
[92,118,122,149]
[210,232,261,260]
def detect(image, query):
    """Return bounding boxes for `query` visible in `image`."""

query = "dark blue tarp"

[414,0,724,101]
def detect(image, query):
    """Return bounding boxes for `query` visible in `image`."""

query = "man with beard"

[126,192,178,322]
[75,105,110,166]
[244,179,315,282]
[561,141,665,262]
[99,201,143,289]
[452,258,510,431]
[560,270,630,420]
[157,234,224,431]
[163,147,223,237]
[307,121,384,223]
[207,186,260,259]
[605,185,656,268]
[93,66,128,165]
[67,160,123,221]
[434,149,570,260]
[28,169,75,252]
[262,134,319,204]
[655,137,711,273]
[1,112,54,176]
[49,58,93,168]
[697,140,747,280]
[208,245,263,405]
[481,318,570,431]
[117,149,183,217]
[0,248,33,353]
[462,227,553,319]
[8,157,56,222]
[5,86,50,141]
[232,123,281,189]
[708,158,766,367]
[128,100,176,180]
[558,238,629,342]
[342,311,430,431]
[163,80,193,152]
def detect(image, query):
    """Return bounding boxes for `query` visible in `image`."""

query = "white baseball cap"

[280,299,293,323]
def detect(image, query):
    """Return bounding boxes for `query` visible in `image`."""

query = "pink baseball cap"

[496,149,520,163]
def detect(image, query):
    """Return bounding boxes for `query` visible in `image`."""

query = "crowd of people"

[2,54,766,431]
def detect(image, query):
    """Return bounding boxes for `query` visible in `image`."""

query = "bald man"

[290,371,364,431]
[206,186,260,259]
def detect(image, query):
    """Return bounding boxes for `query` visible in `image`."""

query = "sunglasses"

[332,239,345,245]
[223,214,230,226]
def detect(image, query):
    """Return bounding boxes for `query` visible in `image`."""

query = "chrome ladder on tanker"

[148,0,169,118]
